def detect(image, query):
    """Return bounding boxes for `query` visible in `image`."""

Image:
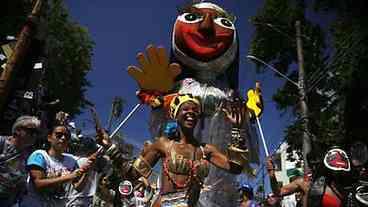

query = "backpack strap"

[0,136,7,154]
[0,136,23,164]
[308,176,327,206]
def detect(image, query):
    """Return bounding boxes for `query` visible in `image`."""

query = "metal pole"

[295,21,312,176]
[262,164,266,200]
[109,103,141,138]
[256,117,269,157]
[246,55,300,88]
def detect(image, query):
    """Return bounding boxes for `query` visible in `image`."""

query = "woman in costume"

[98,94,249,207]
[127,2,263,205]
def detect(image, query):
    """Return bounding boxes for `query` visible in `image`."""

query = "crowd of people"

[1,97,367,207]
[0,91,251,207]
[261,143,368,207]
[0,115,107,207]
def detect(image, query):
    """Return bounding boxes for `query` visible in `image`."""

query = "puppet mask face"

[174,4,235,62]
[324,148,351,172]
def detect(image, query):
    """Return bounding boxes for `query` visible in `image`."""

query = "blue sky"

[65,0,293,192]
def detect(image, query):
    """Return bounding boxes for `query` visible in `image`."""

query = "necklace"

[163,157,193,189]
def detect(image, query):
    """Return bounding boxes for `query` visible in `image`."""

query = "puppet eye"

[214,17,235,30]
[177,13,203,24]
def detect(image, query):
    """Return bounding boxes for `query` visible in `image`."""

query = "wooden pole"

[0,0,43,113]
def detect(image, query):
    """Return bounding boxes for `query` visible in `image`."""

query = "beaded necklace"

[163,157,194,189]
[163,141,202,189]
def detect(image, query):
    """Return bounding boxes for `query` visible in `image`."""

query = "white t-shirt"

[67,155,112,207]
[20,150,78,207]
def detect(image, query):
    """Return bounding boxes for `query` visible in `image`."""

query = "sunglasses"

[267,194,277,198]
[54,132,70,140]
[21,127,39,136]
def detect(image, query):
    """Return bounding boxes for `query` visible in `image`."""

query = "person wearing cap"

[0,115,41,206]
[267,146,352,207]
[348,141,368,206]
[238,182,260,207]
[97,94,249,207]
[307,146,352,207]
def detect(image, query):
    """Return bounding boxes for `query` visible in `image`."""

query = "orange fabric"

[163,93,177,110]
[152,196,161,207]
[322,193,341,207]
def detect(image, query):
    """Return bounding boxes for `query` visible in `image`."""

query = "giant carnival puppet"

[97,1,263,207]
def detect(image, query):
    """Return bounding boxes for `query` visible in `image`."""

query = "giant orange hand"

[127,45,182,93]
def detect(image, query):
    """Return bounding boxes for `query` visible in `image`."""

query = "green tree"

[107,96,126,131]
[314,0,368,144]
[249,0,355,154]
[45,0,94,116]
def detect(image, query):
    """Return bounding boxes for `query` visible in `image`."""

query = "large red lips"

[175,21,233,61]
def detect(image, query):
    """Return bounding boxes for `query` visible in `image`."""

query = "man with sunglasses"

[0,115,41,207]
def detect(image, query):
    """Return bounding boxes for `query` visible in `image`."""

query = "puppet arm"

[127,44,181,93]
[221,96,252,173]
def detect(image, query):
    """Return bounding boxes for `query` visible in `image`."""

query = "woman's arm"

[73,156,96,191]
[73,172,89,191]
[204,144,243,174]
[29,165,80,191]
[266,157,281,195]
[127,137,165,179]
[266,157,308,196]
[279,177,306,196]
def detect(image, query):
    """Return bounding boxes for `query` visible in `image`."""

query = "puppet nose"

[198,14,215,37]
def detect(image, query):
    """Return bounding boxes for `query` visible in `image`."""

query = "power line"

[251,21,313,44]
[306,32,356,85]
[307,37,362,93]
[307,37,362,92]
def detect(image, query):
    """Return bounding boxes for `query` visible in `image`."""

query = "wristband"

[75,169,83,177]
[231,127,247,149]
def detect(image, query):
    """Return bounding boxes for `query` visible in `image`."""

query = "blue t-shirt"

[20,150,79,207]
[249,200,260,207]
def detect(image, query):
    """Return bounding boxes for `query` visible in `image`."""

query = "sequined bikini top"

[163,141,210,188]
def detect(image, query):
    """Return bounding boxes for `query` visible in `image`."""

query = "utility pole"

[295,21,312,177]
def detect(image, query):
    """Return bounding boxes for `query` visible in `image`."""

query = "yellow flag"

[246,82,263,118]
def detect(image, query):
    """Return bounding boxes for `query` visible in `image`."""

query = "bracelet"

[231,127,241,139]
[106,144,117,155]
[231,127,247,149]
[105,144,122,159]
[75,169,83,177]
